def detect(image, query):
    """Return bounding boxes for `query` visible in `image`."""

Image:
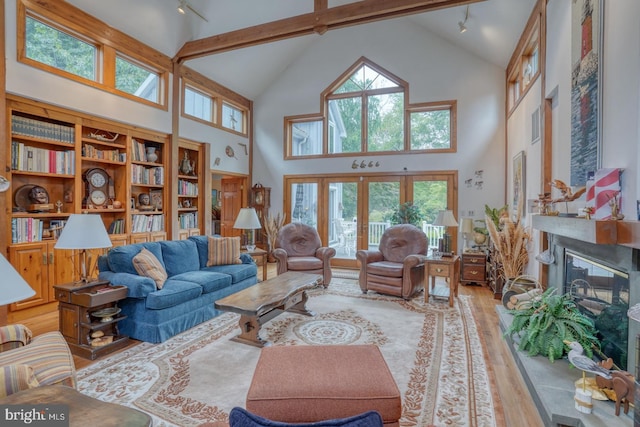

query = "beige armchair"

[356,224,427,299]
[273,223,336,287]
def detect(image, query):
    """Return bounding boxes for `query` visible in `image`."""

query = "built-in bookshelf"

[177,140,204,239]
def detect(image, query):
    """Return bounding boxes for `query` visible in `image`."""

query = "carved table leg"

[232,314,267,347]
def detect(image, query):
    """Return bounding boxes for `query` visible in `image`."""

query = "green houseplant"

[388,202,424,226]
[504,288,600,362]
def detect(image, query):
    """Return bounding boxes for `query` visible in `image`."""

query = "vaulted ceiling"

[65,0,537,99]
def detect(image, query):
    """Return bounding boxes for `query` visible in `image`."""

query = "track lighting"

[177,0,186,14]
[458,5,469,33]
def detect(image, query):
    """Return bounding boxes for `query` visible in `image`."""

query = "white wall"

[252,18,507,234]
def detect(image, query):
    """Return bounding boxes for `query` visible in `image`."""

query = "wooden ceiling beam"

[175,0,484,62]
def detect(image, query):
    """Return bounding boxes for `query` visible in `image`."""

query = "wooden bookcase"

[177,140,204,239]
[5,96,171,321]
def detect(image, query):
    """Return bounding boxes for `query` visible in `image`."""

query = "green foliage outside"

[504,288,600,363]
[387,202,424,226]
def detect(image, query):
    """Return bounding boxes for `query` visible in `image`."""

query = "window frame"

[506,11,542,115]
[18,2,169,109]
[284,57,456,159]
[181,81,217,125]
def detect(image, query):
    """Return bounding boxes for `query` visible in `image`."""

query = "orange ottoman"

[246,345,401,426]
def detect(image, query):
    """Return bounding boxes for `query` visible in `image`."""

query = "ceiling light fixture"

[177,0,186,14]
[458,5,469,33]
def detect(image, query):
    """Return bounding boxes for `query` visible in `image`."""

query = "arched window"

[285,57,455,158]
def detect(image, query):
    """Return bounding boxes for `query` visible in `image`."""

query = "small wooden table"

[243,248,268,281]
[1,385,151,426]
[425,255,460,307]
[214,271,322,347]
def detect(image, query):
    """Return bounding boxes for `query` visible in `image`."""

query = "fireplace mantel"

[532,215,640,248]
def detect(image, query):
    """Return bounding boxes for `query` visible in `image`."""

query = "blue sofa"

[97,236,258,343]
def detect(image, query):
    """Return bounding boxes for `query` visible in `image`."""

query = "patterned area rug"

[77,278,501,427]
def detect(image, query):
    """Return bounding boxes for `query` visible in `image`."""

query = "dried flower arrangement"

[486,205,531,279]
[264,212,286,261]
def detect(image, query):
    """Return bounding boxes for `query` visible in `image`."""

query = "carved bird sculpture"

[564,341,612,380]
[550,179,587,202]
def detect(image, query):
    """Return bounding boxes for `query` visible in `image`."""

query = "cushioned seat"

[246,345,401,426]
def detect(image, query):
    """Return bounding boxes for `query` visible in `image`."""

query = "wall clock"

[83,167,111,207]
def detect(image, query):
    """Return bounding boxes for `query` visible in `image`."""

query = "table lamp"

[233,207,262,251]
[461,218,474,251]
[434,209,458,255]
[54,214,113,283]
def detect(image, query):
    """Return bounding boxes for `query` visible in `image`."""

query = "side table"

[425,255,460,307]
[243,248,268,281]
[1,385,151,426]
[53,280,130,360]
[460,251,487,286]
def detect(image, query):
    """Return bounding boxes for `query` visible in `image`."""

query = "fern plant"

[504,288,600,362]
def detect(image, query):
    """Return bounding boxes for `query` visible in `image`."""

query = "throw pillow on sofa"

[133,248,168,289]
[207,236,242,266]
[0,364,40,398]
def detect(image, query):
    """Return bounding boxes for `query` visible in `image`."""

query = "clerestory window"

[285,57,455,158]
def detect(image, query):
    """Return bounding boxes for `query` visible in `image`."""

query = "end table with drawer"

[425,255,460,307]
[460,250,488,286]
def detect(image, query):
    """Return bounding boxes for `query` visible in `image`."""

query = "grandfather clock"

[249,183,270,248]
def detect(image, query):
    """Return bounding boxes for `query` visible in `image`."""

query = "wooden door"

[220,178,244,237]
[9,243,49,310]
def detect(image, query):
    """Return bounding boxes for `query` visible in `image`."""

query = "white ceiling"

[66,0,537,99]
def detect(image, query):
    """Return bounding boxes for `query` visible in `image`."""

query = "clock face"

[90,172,106,187]
[255,191,263,205]
[90,190,107,206]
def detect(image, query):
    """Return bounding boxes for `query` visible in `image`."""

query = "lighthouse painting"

[570,0,603,186]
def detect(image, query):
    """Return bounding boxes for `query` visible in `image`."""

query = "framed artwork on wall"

[513,151,526,217]
[570,0,604,186]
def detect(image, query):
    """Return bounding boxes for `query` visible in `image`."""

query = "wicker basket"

[501,275,541,309]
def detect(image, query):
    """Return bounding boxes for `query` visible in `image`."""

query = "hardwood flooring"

[19,264,544,426]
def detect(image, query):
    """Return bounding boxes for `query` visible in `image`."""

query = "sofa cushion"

[276,223,322,257]
[145,280,203,310]
[203,263,258,284]
[188,235,211,269]
[171,270,232,294]
[0,324,32,352]
[229,407,384,427]
[366,261,403,278]
[207,236,242,266]
[0,365,40,398]
[133,248,168,290]
[159,239,200,277]
[108,242,164,275]
[378,224,427,263]
[286,257,323,271]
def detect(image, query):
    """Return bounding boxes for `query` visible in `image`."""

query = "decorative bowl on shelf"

[92,307,121,322]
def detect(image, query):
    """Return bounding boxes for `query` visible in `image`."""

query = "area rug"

[76,278,501,427]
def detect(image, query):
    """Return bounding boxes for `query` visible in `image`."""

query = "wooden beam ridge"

[175,0,484,62]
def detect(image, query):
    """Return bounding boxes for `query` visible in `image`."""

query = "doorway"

[284,171,457,268]
[212,174,249,237]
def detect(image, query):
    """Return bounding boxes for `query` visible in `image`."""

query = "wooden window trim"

[18,0,169,110]
[181,81,216,125]
[220,100,248,136]
[406,100,457,153]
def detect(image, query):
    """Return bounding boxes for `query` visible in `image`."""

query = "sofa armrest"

[315,247,336,262]
[0,325,32,353]
[98,271,156,298]
[240,253,255,264]
[355,250,383,265]
[272,248,288,275]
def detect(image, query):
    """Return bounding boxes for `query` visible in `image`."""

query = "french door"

[284,172,457,269]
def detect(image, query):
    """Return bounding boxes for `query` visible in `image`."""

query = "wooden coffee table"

[214,271,322,347]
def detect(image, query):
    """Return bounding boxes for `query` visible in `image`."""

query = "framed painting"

[570,0,603,186]
[513,151,525,217]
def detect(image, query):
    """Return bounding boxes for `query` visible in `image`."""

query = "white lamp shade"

[434,210,459,227]
[0,253,35,305]
[233,208,262,229]
[54,214,113,249]
[461,218,474,234]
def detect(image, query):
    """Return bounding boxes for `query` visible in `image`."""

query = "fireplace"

[564,251,629,370]
[532,215,640,379]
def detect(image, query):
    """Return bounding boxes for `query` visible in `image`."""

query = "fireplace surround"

[532,215,640,379]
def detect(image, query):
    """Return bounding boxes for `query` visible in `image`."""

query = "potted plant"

[485,205,530,279]
[388,202,424,226]
[504,288,600,362]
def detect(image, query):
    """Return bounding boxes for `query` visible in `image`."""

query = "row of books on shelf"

[178,212,199,229]
[131,139,159,163]
[12,219,66,243]
[11,141,75,174]
[131,214,165,233]
[131,164,164,185]
[178,180,199,196]
[83,144,127,162]
[12,115,75,144]
[108,219,125,234]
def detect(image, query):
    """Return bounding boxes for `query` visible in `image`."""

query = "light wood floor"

[20,264,544,427]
